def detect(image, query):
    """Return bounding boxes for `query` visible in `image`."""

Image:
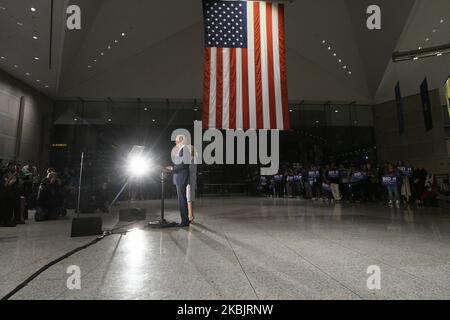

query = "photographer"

[0,165,19,227]
[35,171,64,221]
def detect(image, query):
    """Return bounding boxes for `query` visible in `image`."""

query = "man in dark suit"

[167,135,190,227]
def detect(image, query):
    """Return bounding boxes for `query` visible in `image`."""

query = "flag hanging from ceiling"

[202,0,290,130]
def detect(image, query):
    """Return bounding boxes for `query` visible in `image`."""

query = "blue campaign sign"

[398,166,413,177]
[274,174,283,181]
[328,170,340,179]
[308,171,320,179]
[352,171,367,181]
[382,176,398,186]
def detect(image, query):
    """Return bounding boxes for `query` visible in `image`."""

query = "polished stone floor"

[1,197,450,300]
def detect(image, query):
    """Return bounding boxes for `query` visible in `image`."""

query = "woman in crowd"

[398,161,413,203]
[327,163,341,201]
[383,163,401,207]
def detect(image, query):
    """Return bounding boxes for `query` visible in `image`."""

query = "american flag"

[202,0,290,130]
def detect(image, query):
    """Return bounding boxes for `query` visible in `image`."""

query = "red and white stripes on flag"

[202,1,290,130]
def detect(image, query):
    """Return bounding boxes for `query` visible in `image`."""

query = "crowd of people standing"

[256,161,442,208]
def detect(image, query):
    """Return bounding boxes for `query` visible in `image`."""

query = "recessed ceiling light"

[34,57,39,60]
[1,56,5,60]
[152,119,156,122]
[100,52,104,56]
[121,32,126,37]
[88,65,92,68]
[194,108,198,112]
[315,120,320,124]
[36,79,40,82]
[108,118,112,122]
[74,118,78,121]
[413,56,419,60]
[44,85,49,88]
[432,29,436,33]
[322,40,326,44]
[334,110,339,113]
[338,59,342,63]
[30,7,36,12]
[144,107,149,111]
[289,109,293,113]
[418,46,422,50]
[14,65,18,68]
[440,19,445,23]
[333,53,336,57]
[425,37,429,41]
[107,45,111,49]
[343,65,347,69]
[0,6,6,10]
[25,72,30,76]
[32,35,38,40]
[114,40,118,43]
[327,46,331,50]
[348,71,352,75]
[93,59,97,62]
[17,22,23,26]
[437,52,442,56]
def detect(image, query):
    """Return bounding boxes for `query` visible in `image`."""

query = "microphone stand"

[147,169,177,229]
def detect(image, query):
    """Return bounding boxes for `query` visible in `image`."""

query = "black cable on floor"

[1,222,140,300]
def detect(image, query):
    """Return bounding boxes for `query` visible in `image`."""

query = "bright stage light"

[127,155,151,177]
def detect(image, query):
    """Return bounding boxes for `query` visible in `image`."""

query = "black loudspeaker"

[71,217,103,238]
[119,208,146,222]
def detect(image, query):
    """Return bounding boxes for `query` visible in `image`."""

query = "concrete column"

[14,96,25,162]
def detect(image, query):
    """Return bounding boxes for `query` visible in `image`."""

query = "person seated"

[35,172,64,221]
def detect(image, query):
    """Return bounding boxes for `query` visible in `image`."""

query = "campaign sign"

[308,171,320,180]
[274,174,283,181]
[286,176,294,182]
[382,176,398,186]
[352,171,367,181]
[260,176,268,185]
[328,170,340,179]
[322,183,331,192]
[294,175,302,182]
[398,166,413,177]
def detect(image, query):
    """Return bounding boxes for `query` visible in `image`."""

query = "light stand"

[147,170,178,228]
[71,152,103,238]
[76,152,84,216]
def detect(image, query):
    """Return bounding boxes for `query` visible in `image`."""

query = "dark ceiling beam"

[392,43,450,62]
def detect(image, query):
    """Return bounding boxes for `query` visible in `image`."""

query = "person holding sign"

[382,163,401,208]
[397,160,413,203]
[327,163,341,201]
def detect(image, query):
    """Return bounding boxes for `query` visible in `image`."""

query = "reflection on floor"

[1,197,450,300]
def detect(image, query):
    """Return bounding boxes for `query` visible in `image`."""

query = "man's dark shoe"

[178,223,190,228]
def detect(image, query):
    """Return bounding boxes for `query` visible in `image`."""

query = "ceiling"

[0,0,449,105]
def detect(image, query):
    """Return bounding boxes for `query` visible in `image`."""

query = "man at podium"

[166,135,190,227]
